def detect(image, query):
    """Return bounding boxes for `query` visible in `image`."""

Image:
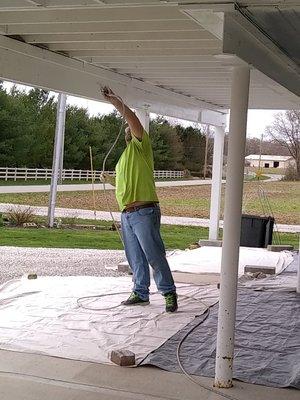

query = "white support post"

[48,93,67,228]
[58,105,66,184]
[209,126,225,240]
[135,108,150,133]
[214,66,250,388]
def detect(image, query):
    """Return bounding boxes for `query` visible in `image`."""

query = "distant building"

[245,155,295,169]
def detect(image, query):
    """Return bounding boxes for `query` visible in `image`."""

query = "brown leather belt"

[123,202,158,213]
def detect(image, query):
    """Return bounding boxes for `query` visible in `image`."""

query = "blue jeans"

[121,205,176,301]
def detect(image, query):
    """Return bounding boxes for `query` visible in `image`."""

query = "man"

[101,87,178,313]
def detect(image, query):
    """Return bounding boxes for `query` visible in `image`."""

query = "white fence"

[0,167,184,181]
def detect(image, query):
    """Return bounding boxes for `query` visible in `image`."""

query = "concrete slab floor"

[0,350,298,400]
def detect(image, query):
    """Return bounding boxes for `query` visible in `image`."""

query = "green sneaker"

[164,292,178,313]
[121,292,150,306]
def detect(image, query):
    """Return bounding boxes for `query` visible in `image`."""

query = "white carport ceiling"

[0,0,299,122]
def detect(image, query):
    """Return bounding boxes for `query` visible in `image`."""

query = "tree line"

[0,85,207,174]
[1,84,298,177]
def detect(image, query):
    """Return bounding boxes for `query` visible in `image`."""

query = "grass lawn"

[0,223,209,250]
[244,175,270,181]
[0,216,298,250]
[0,181,299,224]
[248,167,286,175]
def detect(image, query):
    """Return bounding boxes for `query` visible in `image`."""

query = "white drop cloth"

[0,276,218,364]
[167,246,293,276]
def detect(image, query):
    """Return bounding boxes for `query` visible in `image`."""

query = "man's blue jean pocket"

[137,207,155,216]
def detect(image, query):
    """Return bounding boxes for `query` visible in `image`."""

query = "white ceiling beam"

[116,68,227,74]
[87,55,220,63]
[153,76,231,80]
[68,48,221,57]
[163,87,230,91]
[2,1,299,11]
[0,0,36,7]
[4,20,198,35]
[23,31,214,43]
[42,0,103,5]
[174,91,230,95]
[95,62,224,69]
[126,71,231,78]
[180,84,260,89]
[23,0,298,9]
[0,6,187,24]
[33,0,101,6]
[165,83,230,86]
[117,67,227,73]
[5,0,160,7]
[48,39,220,51]
[0,35,227,122]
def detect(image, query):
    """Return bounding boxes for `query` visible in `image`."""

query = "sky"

[3,81,280,139]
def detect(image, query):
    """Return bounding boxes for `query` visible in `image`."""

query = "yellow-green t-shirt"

[115,132,158,211]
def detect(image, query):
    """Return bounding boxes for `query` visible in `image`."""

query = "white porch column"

[214,66,250,388]
[48,93,67,227]
[135,108,150,132]
[209,126,225,240]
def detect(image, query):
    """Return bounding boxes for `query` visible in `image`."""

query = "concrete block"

[244,265,276,275]
[199,239,222,247]
[110,349,135,366]
[173,272,220,286]
[117,261,132,274]
[267,245,294,252]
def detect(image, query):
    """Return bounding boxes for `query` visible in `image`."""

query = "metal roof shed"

[0,0,299,392]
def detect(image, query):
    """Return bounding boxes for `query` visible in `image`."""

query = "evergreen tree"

[150,117,184,170]
[176,124,206,173]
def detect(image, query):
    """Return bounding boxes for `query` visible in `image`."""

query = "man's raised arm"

[101,87,144,140]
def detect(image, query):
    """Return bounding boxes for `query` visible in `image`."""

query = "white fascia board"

[223,12,300,97]
[0,35,226,122]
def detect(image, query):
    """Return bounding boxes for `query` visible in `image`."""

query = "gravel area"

[0,247,127,285]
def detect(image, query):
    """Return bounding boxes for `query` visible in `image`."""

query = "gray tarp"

[142,255,300,389]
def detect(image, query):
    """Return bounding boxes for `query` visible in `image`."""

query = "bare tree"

[265,110,300,179]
